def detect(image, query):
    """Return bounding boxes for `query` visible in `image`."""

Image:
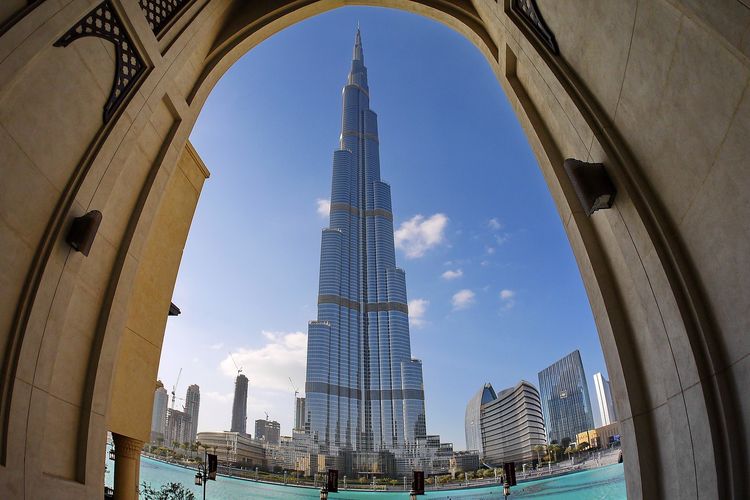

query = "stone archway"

[0,1,748,499]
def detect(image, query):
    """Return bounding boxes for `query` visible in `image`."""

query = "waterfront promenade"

[105,456,625,499]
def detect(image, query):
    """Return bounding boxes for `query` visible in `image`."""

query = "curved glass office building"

[465,381,546,465]
[304,29,427,457]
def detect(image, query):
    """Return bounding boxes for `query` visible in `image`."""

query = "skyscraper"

[593,372,617,426]
[304,29,427,456]
[231,374,249,435]
[150,380,169,443]
[184,384,200,442]
[538,350,595,447]
[294,396,306,431]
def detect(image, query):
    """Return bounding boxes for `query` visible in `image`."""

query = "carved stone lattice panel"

[54,0,146,123]
[512,0,559,55]
[138,0,190,36]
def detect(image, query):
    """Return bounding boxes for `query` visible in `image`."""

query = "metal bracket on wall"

[54,0,146,123]
[511,0,559,55]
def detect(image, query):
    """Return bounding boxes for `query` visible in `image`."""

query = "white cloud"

[409,298,429,328]
[500,289,516,310]
[488,218,502,230]
[208,342,224,350]
[395,213,448,258]
[494,233,509,246]
[441,269,463,280]
[316,198,330,218]
[219,331,307,393]
[452,289,476,310]
[486,246,496,255]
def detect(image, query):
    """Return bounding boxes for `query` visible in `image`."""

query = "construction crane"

[229,352,243,375]
[264,411,269,421]
[171,367,182,409]
[288,377,299,399]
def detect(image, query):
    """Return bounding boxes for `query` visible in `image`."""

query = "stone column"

[113,433,144,500]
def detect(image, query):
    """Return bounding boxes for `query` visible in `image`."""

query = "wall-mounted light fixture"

[168,302,181,317]
[563,159,617,216]
[65,210,102,256]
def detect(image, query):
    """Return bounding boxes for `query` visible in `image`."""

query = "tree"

[548,444,563,462]
[140,482,195,500]
[533,444,546,464]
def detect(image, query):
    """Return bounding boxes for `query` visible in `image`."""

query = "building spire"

[353,25,363,62]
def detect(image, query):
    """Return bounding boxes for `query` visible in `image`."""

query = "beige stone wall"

[109,142,209,442]
[0,1,747,498]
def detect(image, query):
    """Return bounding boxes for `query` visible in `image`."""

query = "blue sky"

[158,6,609,449]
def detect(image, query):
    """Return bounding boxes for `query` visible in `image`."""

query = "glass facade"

[464,383,496,454]
[304,29,427,456]
[537,350,594,446]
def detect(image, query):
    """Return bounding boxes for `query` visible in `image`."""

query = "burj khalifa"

[304,29,427,458]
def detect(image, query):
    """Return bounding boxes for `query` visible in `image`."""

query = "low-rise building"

[449,451,480,475]
[576,422,621,449]
[196,431,266,469]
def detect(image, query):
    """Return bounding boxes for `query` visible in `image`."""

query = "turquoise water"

[106,457,626,499]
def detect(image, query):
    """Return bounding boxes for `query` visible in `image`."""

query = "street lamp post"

[195,449,216,500]
[194,451,209,500]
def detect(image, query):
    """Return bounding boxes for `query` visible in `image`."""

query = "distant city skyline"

[157,6,610,448]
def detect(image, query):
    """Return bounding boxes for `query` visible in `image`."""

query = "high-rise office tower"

[538,350,595,446]
[150,380,169,443]
[184,384,200,442]
[294,397,306,431]
[231,374,249,435]
[304,29,427,455]
[593,372,617,426]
